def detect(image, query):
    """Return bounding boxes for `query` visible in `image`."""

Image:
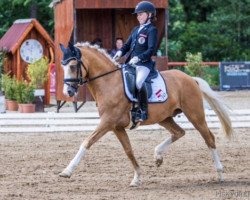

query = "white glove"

[113,50,122,61]
[129,56,140,66]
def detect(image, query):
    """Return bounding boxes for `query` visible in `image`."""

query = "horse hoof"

[130,179,142,187]
[219,178,224,183]
[59,169,71,178]
[217,170,224,182]
[154,154,163,167]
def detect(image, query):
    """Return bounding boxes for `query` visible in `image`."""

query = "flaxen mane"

[75,42,120,67]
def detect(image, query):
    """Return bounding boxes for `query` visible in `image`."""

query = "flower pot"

[21,104,35,113]
[6,100,18,111]
[18,104,23,113]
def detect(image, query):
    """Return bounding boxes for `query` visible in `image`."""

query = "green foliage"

[0,0,54,38]
[185,52,219,86]
[16,80,35,104]
[24,84,35,103]
[185,52,206,77]
[27,57,49,88]
[203,67,219,87]
[15,80,26,103]
[159,38,166,56]
[1,74,10,95]
[2,74,18,100]
[0,51,4,92]
[168,0,250,61]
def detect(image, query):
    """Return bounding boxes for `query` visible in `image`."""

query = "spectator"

[110,38,124,58]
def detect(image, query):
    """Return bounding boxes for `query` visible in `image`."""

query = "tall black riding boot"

[136,84,148,122]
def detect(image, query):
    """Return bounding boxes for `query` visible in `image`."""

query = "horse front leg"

[59,121,110,178]
[113,127,141,187]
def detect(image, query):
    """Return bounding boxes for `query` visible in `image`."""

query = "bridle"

[63,58,86,90]
[63,57,123,92]
[61,44,125,96]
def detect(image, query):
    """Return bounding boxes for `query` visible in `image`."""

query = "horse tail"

[192,77,233,139]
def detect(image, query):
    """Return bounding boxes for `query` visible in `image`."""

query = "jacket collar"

[138,22,151,34]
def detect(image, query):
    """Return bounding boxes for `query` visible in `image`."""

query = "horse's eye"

[70,65,77,72]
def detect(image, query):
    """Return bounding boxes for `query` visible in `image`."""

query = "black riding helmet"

[133,1,156,16]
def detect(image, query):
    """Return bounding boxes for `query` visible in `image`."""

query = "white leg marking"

[154,137,172,166]
[59,145,86,178]
[211,148,224,182]
[155,137,172,155]
[130,167,142,187]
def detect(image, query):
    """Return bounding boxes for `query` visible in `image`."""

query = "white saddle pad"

[122,67,168,103]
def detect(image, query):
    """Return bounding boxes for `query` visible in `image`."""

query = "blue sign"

[220,62,250,90]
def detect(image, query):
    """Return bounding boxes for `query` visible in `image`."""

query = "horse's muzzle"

[67,85,78,97]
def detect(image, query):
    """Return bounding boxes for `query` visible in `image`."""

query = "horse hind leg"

[183,106,224,182]
[154,117,185,167]
[197,125,224,182]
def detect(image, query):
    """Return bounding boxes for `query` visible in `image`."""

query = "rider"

[113,1,158,122]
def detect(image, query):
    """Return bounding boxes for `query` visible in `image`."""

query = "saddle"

[122,64,168,129]
[123,64,158,101]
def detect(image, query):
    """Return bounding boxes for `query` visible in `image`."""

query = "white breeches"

[135,65,150,90]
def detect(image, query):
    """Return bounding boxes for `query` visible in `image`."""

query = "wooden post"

[49,46,54,64]
[73,0,77,44]
[17,48,21,80]
[165,8,169,59]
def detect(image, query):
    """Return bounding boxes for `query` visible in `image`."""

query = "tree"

[168,0,250,61]
[0,0,54,38]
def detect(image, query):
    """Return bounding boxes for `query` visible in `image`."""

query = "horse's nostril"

[67,87,75,97]
[68,91,74,97]
[66,84,78,97]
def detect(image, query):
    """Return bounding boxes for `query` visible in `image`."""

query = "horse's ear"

[59,43,67,53]
[68,42,75,52]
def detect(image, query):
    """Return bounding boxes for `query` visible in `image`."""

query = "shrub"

[185,52,219,87]
[16,80,35,104]
[27,57,49,88]
[203,67,219,87]
[2,74,18,100]
[0,51,4,92]
[185,52,206,77]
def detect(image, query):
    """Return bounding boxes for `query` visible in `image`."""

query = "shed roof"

[0,19,54,54]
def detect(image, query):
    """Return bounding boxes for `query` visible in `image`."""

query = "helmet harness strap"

[143,12,152,25]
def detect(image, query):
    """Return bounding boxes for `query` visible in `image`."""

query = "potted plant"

[2,74,18,111]
[15,79,26,112]
[1,74,9,110]
[27,56,49,112]
[16,80,35,113]
[0,51,6,113]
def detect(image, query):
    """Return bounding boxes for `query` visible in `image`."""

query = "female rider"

[113,1,158,122]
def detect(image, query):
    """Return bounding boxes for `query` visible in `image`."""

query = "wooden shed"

[0,19,54,104]
[53,0,168,111]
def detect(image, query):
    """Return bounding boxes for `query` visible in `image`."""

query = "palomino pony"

[59,42,232,187]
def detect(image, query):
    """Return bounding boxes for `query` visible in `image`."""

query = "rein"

[84,65,123,84]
